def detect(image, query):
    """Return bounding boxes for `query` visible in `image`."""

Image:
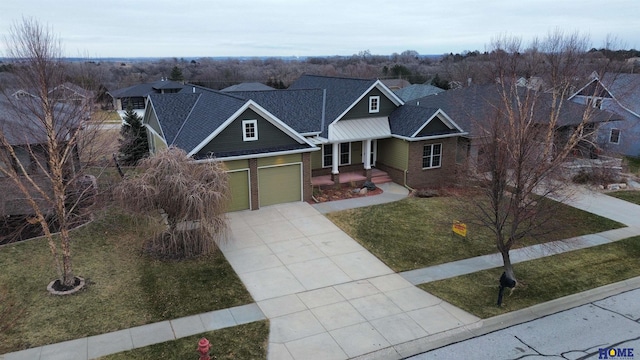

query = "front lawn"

[419,235,640,318]
[100,321,269,360]
[0,208,254,354]
[327,197,623,272]
[608,190,640,205]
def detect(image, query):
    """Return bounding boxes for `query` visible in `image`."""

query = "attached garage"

[258,163,302,207]
[227,169,250,211]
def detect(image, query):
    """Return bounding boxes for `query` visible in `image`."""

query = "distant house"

[144,75,467,211]
[221,82,274,92]
[108,79,188,119]
[381,79,411,90]
[569,73,640,157]
[394,84,445,102]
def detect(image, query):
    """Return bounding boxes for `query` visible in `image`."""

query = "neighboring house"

[108,79,188,119]
[11,82,93,106]
[569,73,640,157]
[48,82,94,105]
[394,84,445,102]
[221,82,274,92]
[381,79,411,90]
[407,84,618,166]
[0,94,80,216]
[144,75,467,211]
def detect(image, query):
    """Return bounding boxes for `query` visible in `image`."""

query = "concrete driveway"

[220,202,480,360]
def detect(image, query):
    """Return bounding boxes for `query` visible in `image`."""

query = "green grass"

[100,321,269,360]
[608,190,640,205]
[0,208,253,354]
[420,236,640,318]
[327,197,623,272]
[625,156,640,175]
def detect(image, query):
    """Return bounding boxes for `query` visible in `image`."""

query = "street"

[410,289,640,359]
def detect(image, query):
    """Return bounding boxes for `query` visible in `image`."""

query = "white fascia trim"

[193,146,320,163]
[411,109,466,138]
[143,97,166,141]
[393,132,469,142]
[330,80,405,125]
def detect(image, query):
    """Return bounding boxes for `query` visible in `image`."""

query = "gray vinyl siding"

[198,109,299,155]
[342,88,398,120]
[377,137,408,170]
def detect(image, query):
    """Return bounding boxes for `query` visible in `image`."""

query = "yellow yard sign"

[452,221,467,237]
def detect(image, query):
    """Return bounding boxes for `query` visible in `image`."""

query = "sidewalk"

[2,184,639,360]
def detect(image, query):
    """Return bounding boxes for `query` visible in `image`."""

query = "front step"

[371,175,392,184]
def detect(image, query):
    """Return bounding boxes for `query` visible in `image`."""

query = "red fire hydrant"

[197,337,211,360]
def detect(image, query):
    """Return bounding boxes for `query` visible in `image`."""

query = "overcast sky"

[1,0,639,58]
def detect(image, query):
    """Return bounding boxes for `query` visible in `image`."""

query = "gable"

[144,106,165,142]
[416,116,458,137]
[342,87,399,120]
[574,80,612,98]
[196,108,303,158]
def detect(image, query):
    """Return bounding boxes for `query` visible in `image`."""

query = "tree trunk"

[501,250,517,283]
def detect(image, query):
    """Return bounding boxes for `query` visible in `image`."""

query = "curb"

[353,276,640,360]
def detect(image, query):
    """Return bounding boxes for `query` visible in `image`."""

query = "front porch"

[311,168,392,187]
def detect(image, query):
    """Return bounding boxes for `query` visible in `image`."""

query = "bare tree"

[0,18,100,290]
[463,31,614,286]
[114,147,230,259]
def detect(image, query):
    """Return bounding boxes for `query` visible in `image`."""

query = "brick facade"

[405,138,458,189]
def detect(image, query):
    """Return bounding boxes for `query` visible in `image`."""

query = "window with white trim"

[368,96,380,113]
[242,120,258,141]
[322,144,332,167]
[610,128,620,144]
[340,143,351,165]
[422,143,442,169]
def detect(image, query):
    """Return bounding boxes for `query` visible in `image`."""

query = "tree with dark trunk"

[461,31,616,285]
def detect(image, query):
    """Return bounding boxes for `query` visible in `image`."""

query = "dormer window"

[242,120,258,141]
[369,96,380,113]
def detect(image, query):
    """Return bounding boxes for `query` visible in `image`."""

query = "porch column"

[364,139,372,170]
[364,139,372,181]
[331,142,340,185]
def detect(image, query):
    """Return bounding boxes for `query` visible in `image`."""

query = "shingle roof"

[0,94,78,145]
[228,89,324,134]
[148,91,248,153]
[394,84,445,102]
[221,82,275,92]
[289,74,377,128]
[599,73,640,116]
[388,105,441,137]
[109,80,187,98]
[408,85,619,138]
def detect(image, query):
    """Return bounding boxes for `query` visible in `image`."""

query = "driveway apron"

[220,202,480,360]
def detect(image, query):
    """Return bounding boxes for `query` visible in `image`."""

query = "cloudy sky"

[1,0,639,58]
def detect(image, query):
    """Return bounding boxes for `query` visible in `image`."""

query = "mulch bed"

[310,184,384,203]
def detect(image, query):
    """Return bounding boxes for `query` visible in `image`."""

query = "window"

[422,143,442,169]
[123,97,145,110]
[610,128,620,144]
[340,143,351,165]
[242,120,258,141]
[368,96,380,113]
[322,144,332,167]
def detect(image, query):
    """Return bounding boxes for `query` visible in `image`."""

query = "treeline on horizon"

[1,48,639,95]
